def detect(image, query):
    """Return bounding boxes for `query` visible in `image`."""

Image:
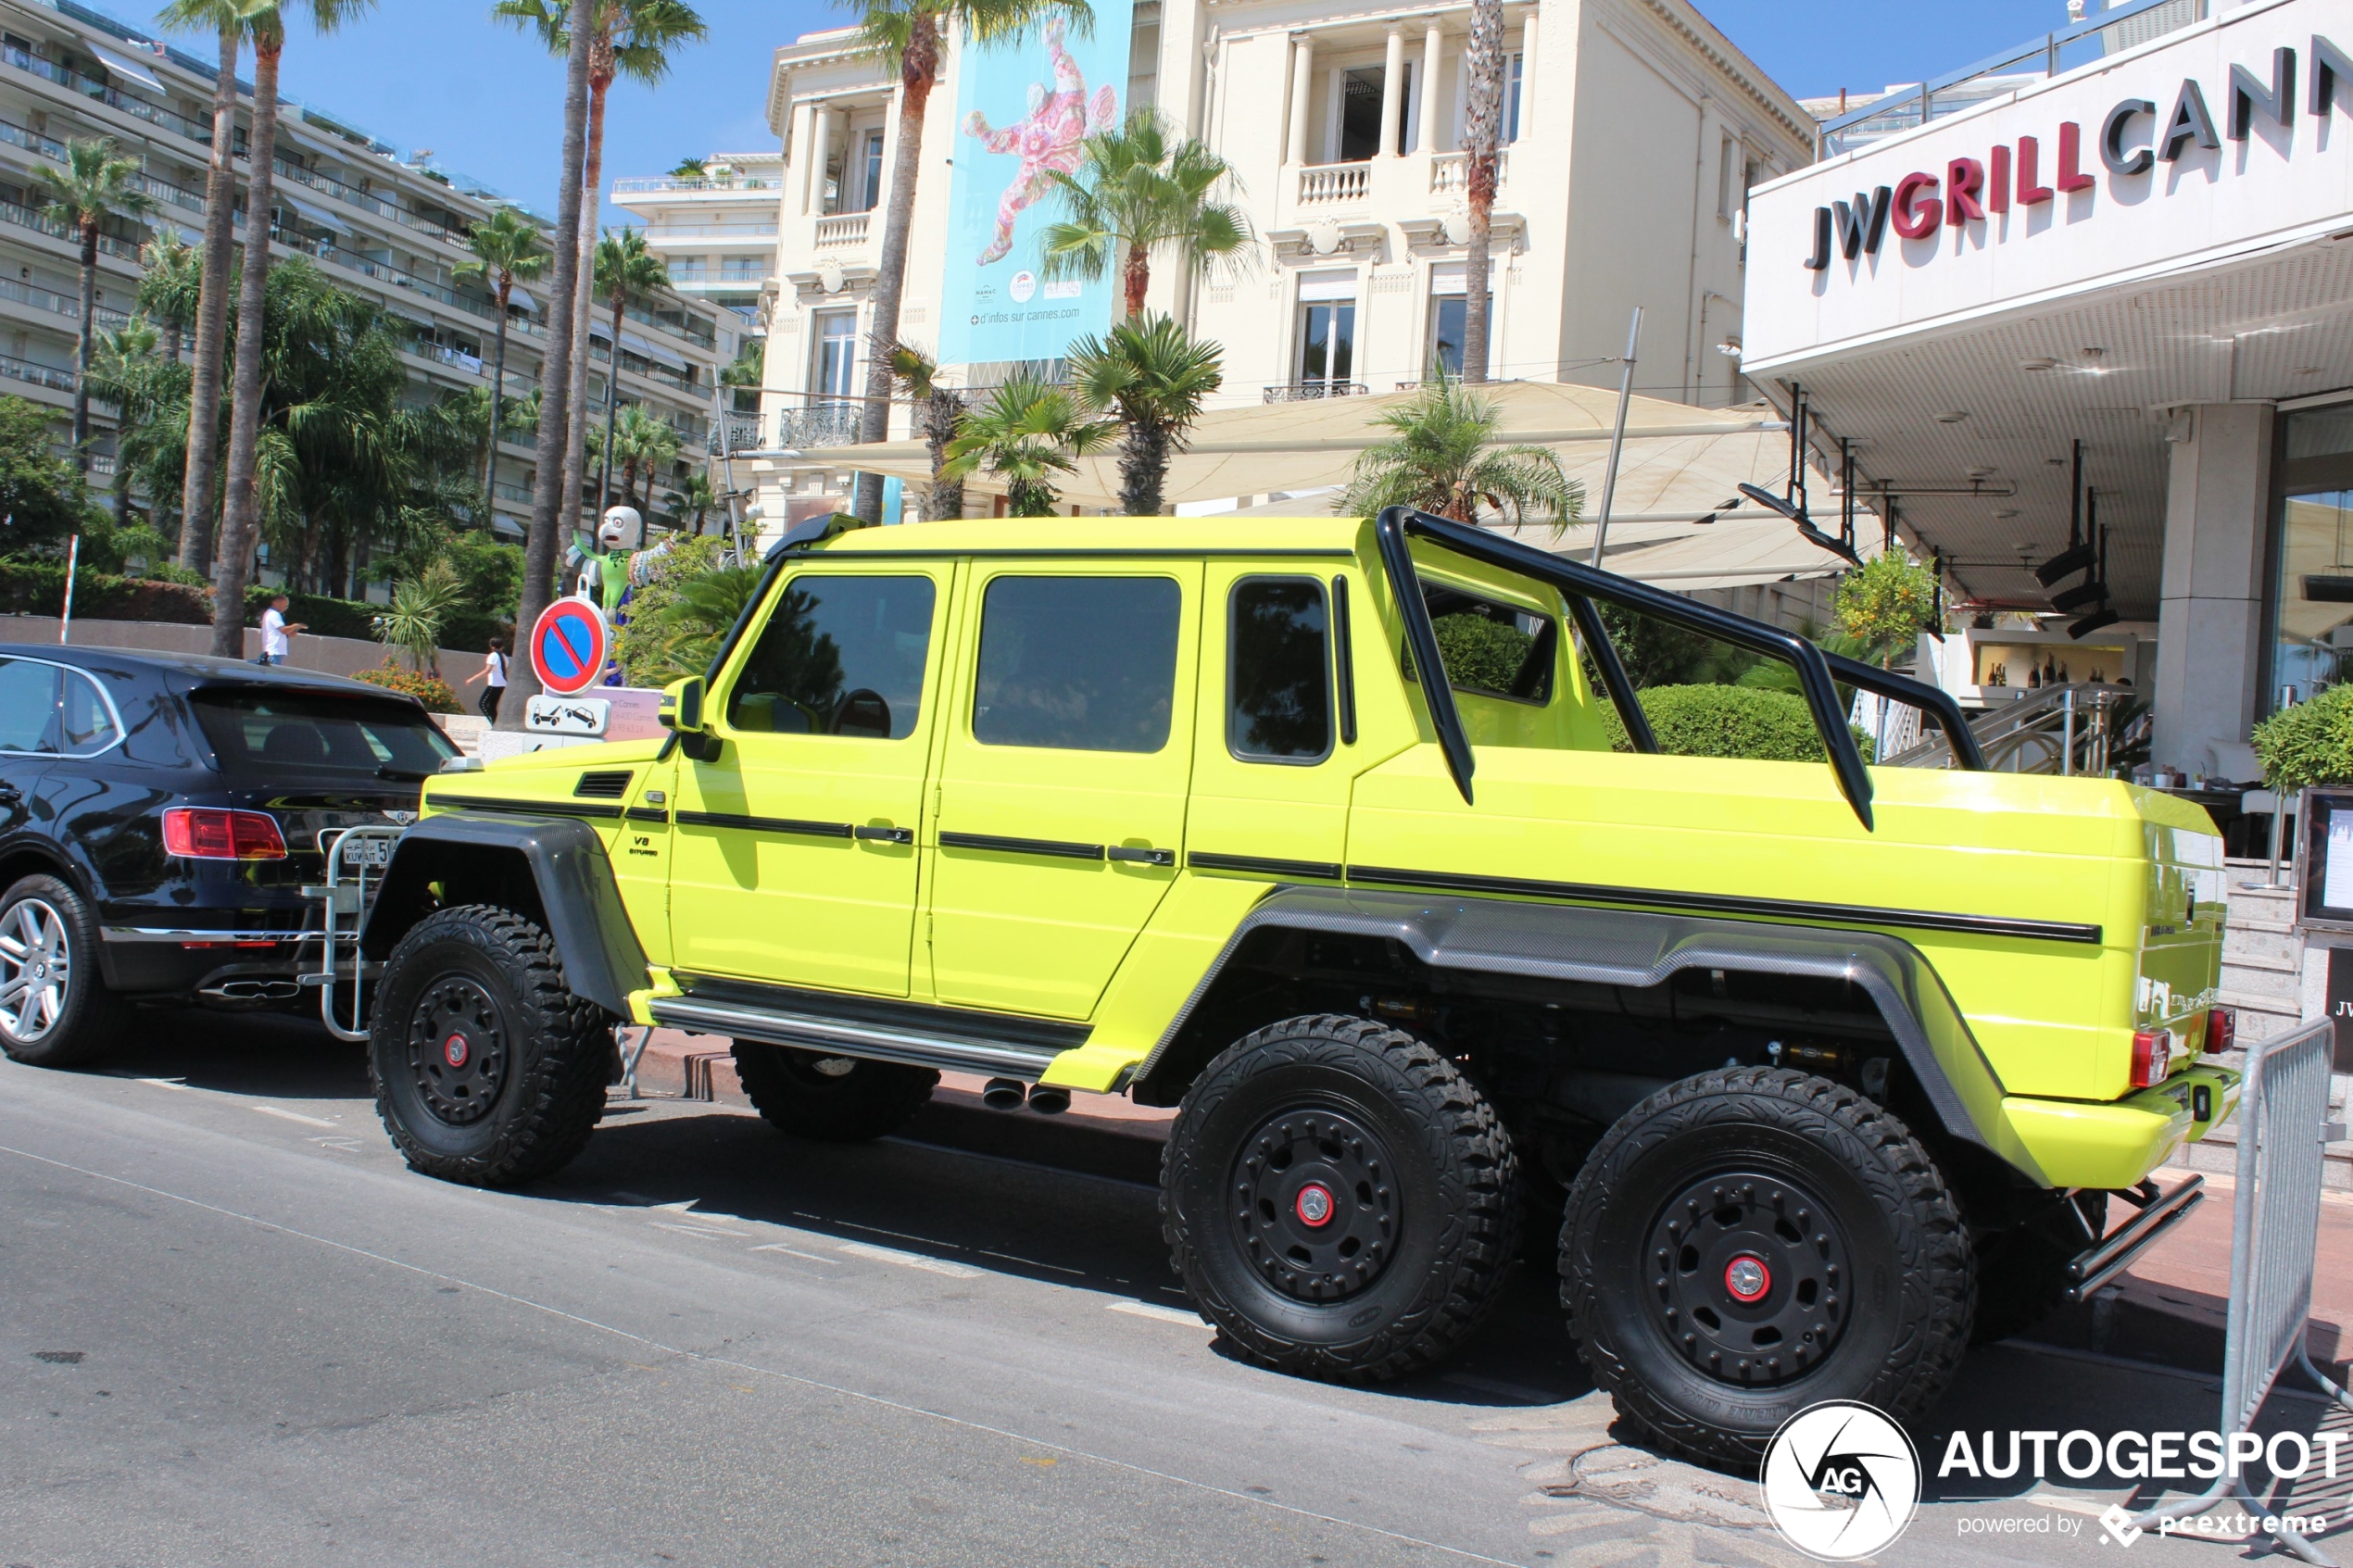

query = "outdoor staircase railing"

[1882,682,2145,774]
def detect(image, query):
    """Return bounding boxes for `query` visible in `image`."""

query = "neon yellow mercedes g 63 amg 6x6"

[355,508,2233,1469]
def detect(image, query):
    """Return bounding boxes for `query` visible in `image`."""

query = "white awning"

[621,329,690,371]
[508,284,537,313]
[277,192,347,232]
[90,44,166,94]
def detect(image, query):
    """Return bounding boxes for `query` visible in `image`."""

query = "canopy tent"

[89,44,166,94]
[791,381,1876,589]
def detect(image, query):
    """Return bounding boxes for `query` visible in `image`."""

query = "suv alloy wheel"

[0,873,126,1068]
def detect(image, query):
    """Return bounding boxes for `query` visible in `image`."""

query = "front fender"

[362,810,648,1017]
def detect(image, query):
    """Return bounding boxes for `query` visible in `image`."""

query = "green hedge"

[1598,684,1834,762]
[0,558,504,652]
[2253,683,2353,788]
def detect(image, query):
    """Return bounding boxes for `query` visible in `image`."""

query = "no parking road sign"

[530,596,609,696]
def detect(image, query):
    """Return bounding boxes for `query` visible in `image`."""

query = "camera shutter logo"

[1759,1401,1921,1561]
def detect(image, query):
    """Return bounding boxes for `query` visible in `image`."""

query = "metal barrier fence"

[2129,1017,2352,1564]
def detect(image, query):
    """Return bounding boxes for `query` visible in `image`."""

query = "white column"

[803,107,834,217]
[786,101,812,216]
[1418,21,1443,155]
[1518,11,1538,140]
[877,85,904,212]
[1287,33,1315,166]
[1379,27,1405,157]
[2153,403,2274,773]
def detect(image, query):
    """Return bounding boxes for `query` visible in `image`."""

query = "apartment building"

[0,0,726,561]
[749,0,1812,517]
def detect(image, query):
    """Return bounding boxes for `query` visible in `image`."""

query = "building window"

[858,129,885,213]
[2270,404,2353,705]
[813,310,858,399]
[1294,268,1357,395]
[1338,66,1386,161]
[1425,262,1491,380]
[1504,52,1523,144]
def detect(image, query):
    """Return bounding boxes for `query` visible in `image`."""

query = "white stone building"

[747,0,1813,518]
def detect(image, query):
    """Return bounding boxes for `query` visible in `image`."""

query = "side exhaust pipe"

[982,1077,1027,1110]
[198,978,305,1003]
[1026,1086,1070,1116]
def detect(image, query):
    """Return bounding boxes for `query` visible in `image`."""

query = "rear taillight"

[2205,1006,2236,1055]
[162,808,286,860]
[2131,1028,2176,1088]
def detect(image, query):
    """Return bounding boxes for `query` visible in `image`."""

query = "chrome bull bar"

[2128,1016,2351,1564]
[298,824,406,1045]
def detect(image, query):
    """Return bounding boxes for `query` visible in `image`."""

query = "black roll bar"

[1373,507,1976,832]
[1820,649,1988,771]
[1564,593,1657,754]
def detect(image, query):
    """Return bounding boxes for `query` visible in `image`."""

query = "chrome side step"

[648,995,1064,1080]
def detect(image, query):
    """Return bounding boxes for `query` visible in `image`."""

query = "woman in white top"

[463,636,510,721]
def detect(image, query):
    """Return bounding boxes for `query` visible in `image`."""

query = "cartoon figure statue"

[961,15,1116,266]
[563,505,673,684]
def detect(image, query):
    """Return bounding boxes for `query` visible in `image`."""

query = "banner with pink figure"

[937,4,1130,367]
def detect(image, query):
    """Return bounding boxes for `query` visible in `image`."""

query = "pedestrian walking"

[464,636,510,721]
[255,593,304,666]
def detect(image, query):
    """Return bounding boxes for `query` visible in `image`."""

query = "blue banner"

[937,6,1131,367]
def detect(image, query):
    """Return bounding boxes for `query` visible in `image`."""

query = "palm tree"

[157,0,254,577]
[208,0,378,659]
[1459,0,1505,384]
[845,0,1095,523]
[135,233,202,363]
[453,208,548,512]
[35,139,158,472]
[497,0,704,566]
[940,373,1114,517]
[1039,111,1249,320]
[592,227,669,510]
[611,402,679,512]
[888,341,964,521]
[667,470,717,533]
[1338,375,1579,527]
[669,156,707,180]
[88,318,163,525]
[1065,314,1220,517]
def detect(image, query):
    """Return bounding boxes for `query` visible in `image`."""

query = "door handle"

[853,824,913,844]
[1107,846,1175,866]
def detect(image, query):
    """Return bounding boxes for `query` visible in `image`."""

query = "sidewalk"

[623,1028,2353,1375]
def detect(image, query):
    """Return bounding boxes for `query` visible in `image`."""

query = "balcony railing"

[1297,162,1370,205]
[0,273,128,328]
[1429,150,1510,194]
[1264,381,1368,403]
[648,220,780,240]
[0,44,214,144]
[0,197,141,259]
[709,413,762,454]
[493,480,534,505]
[1818,0,2208,156]
[776,400,861,448]
[613,175,779,194]
[0,351,75,393]
[813,211,870,247]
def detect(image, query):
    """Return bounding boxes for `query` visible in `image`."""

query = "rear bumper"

[96,923,321,998]
[2001,1062,2243,1190]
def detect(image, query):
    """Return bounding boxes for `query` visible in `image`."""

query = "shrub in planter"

[351,661,459,713]
[1598,684,1833,763]
[2252,684,2353,789]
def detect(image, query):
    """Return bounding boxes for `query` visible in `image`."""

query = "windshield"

[191,688,458,779]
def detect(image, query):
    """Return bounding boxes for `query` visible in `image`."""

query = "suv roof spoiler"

[1372,507,1986,831]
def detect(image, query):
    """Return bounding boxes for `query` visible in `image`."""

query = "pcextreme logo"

[1760,1401,1923,1562]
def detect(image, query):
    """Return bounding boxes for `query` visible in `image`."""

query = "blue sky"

[196,0,2082,217]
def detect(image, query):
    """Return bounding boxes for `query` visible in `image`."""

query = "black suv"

[0,645,457,1066]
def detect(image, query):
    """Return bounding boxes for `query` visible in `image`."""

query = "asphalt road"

[5,1013,2352,1568]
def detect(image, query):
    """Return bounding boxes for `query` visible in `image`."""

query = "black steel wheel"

[0,873,126,1068]
[1561,1068,1972,1474]
[1163,1014,1519,1383]
[371,905,610,1185]
[731,1041,936,1142]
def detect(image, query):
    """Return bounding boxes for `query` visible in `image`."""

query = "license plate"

[338,835,396,868]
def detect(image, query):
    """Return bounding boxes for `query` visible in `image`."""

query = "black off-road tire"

[370,905,610,1185]
[1561,1068,1972,1474]
[0,873,128,1068]
[1163,1013,1521,1383]
[732,1041,936,1142]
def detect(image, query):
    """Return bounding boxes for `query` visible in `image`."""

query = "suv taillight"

[162,808,286,860]
[2131,1028,2175,1088]
[2206,1007,2236,1055]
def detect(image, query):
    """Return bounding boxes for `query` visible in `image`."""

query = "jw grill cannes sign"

[1743,0,2353,370]
[936,4,1131,367]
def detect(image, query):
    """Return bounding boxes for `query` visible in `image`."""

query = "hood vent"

[574,771,633,799]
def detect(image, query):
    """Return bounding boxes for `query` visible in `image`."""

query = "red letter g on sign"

[1891,171,1942,238]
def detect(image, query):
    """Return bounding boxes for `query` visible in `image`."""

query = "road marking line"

[129,1076,193,1091]
[977,1248,1084,1275]
[251,1106,337,1128]
[839,1218,964,1249]
[836,1240,984,1278]
[1107,1300,1202,1326]
[0,1140,1527,1568]
[749,1243,840,1263]
[649,1222,736,1240]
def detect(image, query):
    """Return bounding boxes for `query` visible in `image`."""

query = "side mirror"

[661,676,723,762]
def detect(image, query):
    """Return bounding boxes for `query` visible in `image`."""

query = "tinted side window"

[973,576,1180,753]
[1228,578,1330,761]
[58,669,119,755]
[729,574,936,740]
[190,692,459,777]
[0,658,59,753]
[1405,583,1558,705]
